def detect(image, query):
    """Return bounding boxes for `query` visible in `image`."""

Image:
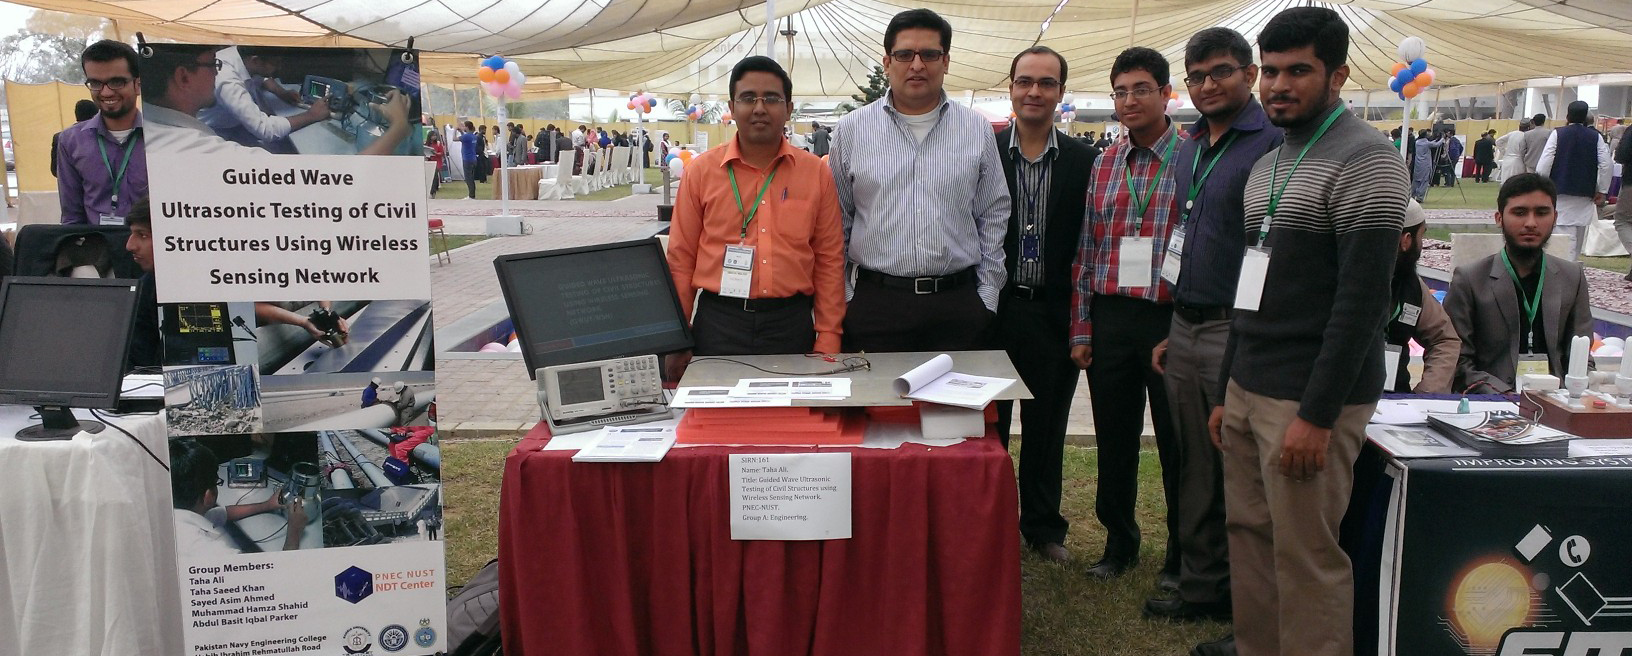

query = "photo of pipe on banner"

[148,153,430,303]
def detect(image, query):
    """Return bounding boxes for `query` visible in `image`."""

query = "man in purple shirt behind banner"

[57,39,147,225]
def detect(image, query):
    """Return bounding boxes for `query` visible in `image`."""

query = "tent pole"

[1363,90,1370,121]
[765,0,777,58]
[1128,0,1140,47]
[1558,76,1566,116]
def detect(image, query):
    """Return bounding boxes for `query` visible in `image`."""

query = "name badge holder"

[1119,134,1175,291]
[1234,106,1343,313]
[1383,344,1403,390]
[1162,132,1239,285]
[720,245,754,298]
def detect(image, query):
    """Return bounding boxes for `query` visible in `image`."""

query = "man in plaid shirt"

[1069,46,1188,584]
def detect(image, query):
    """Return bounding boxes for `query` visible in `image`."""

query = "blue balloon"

[1409,59,1427,74]
[648,97,658,108]
[1395,68,1414,84]
[1398,92,1408,101]
[666,153,679,162]
[1389,77,1404,93]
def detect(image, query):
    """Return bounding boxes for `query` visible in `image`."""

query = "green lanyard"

[97,130,139,208]
[1499,249,1545,349]
[727,162,779,239]
[1258,105,1345,245]
[1180,130,1239,226]
[1124,132,1177,232]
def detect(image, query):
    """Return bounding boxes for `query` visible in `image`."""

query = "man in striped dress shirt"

[829,8,1010,352]
[1068,46,1187,584]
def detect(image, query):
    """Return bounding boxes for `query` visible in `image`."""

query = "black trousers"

[994,293,1079,547]
[463,162,477,198]
[692,292,816,356]
[841,275,992,353]
[1474,159,1495,182]
[1086,295,1180,569]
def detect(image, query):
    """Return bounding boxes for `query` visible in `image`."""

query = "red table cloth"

[497,422,1021,656]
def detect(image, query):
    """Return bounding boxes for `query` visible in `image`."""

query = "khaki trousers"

[1221,380,1373,656]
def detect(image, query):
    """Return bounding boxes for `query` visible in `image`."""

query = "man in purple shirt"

[57,39,146,225]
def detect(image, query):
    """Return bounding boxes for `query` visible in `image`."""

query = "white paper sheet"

[571,425,679,462]
[892,354,1014,409]
[729,377,851,399]
[670,386,793,408]
[1568,439,1632,458]
[728,453,852,540]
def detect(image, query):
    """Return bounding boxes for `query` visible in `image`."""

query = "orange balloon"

[1402,82,1421,98]
[627,102,636,110]
[494,69,510,85]
[1413,71,1432,87]
[1390,62,1407,76]
[678,150,694,162]
[477,66,495,83]
[643,105,652,113]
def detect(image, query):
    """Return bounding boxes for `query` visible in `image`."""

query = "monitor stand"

[16,405,105,442]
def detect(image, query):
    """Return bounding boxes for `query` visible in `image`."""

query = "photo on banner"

[142,42,446,656]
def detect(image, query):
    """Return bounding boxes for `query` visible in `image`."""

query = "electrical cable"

[688,355,869,376]
[89,408,169,471]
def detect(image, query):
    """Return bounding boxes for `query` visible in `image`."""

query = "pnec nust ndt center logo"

[1440,524,1632,655]
[335,566,374,604]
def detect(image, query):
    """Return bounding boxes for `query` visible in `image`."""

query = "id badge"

[1159,227,1185,284]
[1021,234,1041,261]
[1233,247,1271,311]
[1400,303,1422,327]
[1516,355,1550,378]
[1383,344,1402,391]
[720,245,754,298]
[99,213,126,226]
[1118,237,1154,289]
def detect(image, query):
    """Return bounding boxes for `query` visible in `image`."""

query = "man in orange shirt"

[665,56,846,379]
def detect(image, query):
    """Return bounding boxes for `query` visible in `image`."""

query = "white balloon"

[689,93,702,106]
[670,158,685,179]
[504,61,521,74]
[1061,92,1075,106]
[1397,36,1425,63]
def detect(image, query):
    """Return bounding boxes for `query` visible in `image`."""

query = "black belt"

[1173,303,1232,324]
[1005,284,1066,302]
[856,267,976,294]
[700,290,810,312]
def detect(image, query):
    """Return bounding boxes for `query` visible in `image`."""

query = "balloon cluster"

[1389,37,1435,101]
[1165,90,1185,115]
[627,91,658,114]
[476,55,524,99]
[1058,93,1077,123]
[685,104,705,120]
[664,148,700,179]
[720,110,733,124]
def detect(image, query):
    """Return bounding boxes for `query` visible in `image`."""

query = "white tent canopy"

[13,0,1632,96]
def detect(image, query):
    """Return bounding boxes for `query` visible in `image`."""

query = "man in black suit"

[994,45,1094,563]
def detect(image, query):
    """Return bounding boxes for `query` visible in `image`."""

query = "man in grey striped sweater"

[1206,7,1406,656]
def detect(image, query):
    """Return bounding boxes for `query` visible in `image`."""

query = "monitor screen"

[495,238,692,376]
[0,277,139,408]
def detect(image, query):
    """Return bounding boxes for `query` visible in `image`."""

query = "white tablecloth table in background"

[0,405,181,655]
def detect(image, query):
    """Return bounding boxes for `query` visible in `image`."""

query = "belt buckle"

[741,297,756,313]
[913,276,940,294]
[1015,285,1037,301]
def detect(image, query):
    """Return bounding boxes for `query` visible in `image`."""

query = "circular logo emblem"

[1560,535,1592,567]
[342,626,373,654]
[379,625,409,652]
[413,625,437,649]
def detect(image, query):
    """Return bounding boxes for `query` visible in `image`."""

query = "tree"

[838,65,888,114]
[0,12,108,84]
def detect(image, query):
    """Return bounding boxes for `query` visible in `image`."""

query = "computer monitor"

[0,277,140,440]
[494,238,693,378]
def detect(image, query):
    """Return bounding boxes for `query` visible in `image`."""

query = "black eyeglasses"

[1012,77,1061,91]
[183,58,224,72]
[889,49,945,63]
[734,93,787,106]
[85,77,132,92]
[1108,87,1161,101]
[1184,64,1247,87]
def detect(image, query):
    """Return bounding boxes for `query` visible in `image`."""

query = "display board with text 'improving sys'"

[495,238,693,377]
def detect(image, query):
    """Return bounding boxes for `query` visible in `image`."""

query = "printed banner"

[1391,457,1632,656]
[141,42,446,656]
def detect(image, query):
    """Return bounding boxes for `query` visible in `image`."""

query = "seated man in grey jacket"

[1443,174,1594,393]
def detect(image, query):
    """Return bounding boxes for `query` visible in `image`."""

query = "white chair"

[619,146,637,184]
[538,150,576,200]
[597,148,616,189]
[571,151,595,196]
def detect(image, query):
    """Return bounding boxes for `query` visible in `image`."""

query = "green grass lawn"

[429,168,666,202]
[441,438,1225,654]
[1418,178,1499,210]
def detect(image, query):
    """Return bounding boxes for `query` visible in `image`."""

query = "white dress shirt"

[198,47,293,142]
